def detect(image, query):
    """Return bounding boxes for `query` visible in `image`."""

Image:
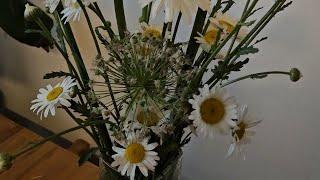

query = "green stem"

[186,8,207,60]
[222,71,290,87]
[114,0,127,38]
[12,119,109,159]
[172,12,182,42]
[89,2,115,39]
[77,0,101,56]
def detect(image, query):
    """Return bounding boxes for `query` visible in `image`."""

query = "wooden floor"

[0,114,99,180]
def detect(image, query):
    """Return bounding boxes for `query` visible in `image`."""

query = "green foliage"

[0,0,53,51]
[69,100,91,117]
[237,46,259,56]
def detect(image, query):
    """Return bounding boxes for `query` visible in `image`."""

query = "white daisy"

[30,76,77,119]
[61,2,83,23]
[139,0,211,23]
[188,84,237,138]
[226,105,261,159]
[111,134,159,180]
[210,12,248,40]
[195,26,221,52]
[45,0,60,13]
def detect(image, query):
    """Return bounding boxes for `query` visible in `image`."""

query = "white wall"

[1,0,319,179]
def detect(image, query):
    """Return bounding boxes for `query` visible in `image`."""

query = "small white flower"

[195,26,220,52]
[139,0,211,23]
[30,77,77,119]
[226,105,262,159]
[45,0,60,13]
[61,2,82,23]
[210,12,248,40]
[188,84,237,138]
[111,133,159,180]
[24,3,37,19]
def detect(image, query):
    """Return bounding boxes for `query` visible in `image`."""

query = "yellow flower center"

[137,109,160,127]
[200,98,225,125]
[143,28,161,38]
[204,29,218,44]
[47,87,63,101]
[233,122,246,140]
[125,143,145,163]
[219,20,235,33]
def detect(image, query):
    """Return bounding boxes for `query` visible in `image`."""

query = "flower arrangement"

[0,0,301,179]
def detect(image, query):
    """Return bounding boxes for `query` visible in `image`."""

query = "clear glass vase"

[99,151,182,180]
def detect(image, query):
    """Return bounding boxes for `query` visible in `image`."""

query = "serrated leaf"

[78,147,99,166]
[43,71,73,79]
[254,37,268,45]
[70,100,91,117]
[238,46,259,56]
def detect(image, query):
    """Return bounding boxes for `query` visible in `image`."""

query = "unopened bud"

[290,68,302,82]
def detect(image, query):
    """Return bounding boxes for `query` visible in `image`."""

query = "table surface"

[0,114,99,180]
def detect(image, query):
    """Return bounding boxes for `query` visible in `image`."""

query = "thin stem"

[114,0,127,38]
[12,119,109,158]
[90,2,115,39]
[172,12,182,43]
[77,0,101,56]
[222,71,290,87]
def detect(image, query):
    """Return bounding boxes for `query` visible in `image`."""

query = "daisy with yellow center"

[30,76,76,119]
[188,84,237,138]
[139,0,211,23]
[210,12,248,40]
[226,105,261,159]
[111,134,159,180]
[195,26,220,52]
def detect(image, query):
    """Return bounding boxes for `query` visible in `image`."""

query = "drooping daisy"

[0,153,13,171]
[140,22,162,39]
[139,0,211,23]
[210,12,248,40]
[30,76,77,119]
[195,26,220,52]
[226,105,261,159]
[188,84,237,138]
[125,102,172,140]
[61,2,83,23]
[111,134,159,180]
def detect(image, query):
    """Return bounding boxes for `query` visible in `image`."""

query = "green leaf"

[78,147,99,166]
[0,0,53,51]
[43,71,74,79]
[238,46,259,56]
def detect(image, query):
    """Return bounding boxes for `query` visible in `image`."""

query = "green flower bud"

[290,68,302,82]
[24,3,41,21]
[0,153,13,171]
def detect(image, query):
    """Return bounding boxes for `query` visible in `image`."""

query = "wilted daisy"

[0,153,13,171]
[111,134,159,180]
[195,26,220,52]
[30,77,77,119]
[210,12,248,40]
[139,0,211,23]
[226,105,261,159]
[140,22,162,39]
[188,84,237,138]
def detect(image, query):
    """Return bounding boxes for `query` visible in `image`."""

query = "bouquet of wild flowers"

[0,0,301,179]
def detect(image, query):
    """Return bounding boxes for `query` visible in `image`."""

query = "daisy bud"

[289,68,302,82]
[0,153,13,171]
[24,3,40,21]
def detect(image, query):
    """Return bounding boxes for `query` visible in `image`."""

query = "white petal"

[138,164,148,177]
